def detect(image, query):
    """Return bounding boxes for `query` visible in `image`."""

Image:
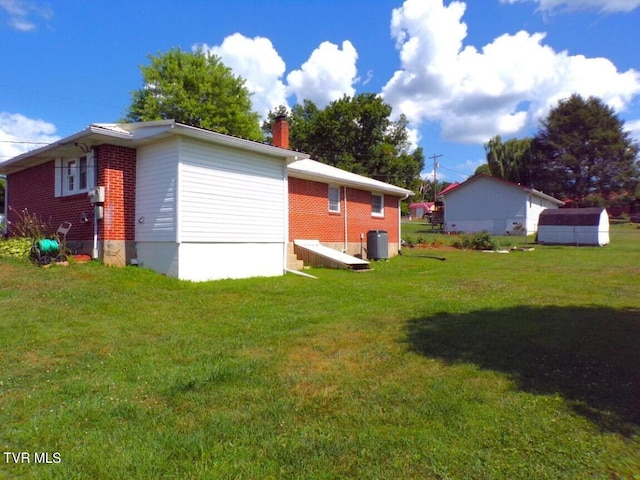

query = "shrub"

[8,207,51,239]
[452,232,499,251]
[0,237,31,259]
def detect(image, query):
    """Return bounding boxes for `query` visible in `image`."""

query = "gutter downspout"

[343,186,348,253]
[398,192,410,252]
[283,157,293,274]
[91,148,100,259]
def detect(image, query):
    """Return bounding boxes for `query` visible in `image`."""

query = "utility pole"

[429,153,443,202]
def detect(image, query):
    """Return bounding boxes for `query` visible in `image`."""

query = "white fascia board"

[288,158,413,197]
[528,187,565,206]
[0,123,134,173]
[0,120,309,173]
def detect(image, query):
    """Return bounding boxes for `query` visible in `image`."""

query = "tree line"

[124,48,639,208]
[480,94,640,207]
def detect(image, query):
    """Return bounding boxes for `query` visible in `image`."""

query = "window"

[372,193,384,216]
[55,152,95,197]
[79,156,88,190]
[328,185,340,212]
[66,159,76,192]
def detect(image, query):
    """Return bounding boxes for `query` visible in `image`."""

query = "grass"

[1,225,639,479]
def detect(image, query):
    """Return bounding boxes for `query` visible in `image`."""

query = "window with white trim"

[371,193,384,216]
[55,152,95,197]
[328,185,340,212]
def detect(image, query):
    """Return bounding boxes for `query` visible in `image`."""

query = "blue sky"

[1,0,639,183]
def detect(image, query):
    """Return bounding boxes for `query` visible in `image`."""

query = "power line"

[438,164,473,180]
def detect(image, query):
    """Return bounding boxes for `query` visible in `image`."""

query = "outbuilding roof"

[409,202,433,209]
[437,183,460,196]
[439,174,564,206]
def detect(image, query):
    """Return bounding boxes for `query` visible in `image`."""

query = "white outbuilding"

[537,207,610,246]
[440,175,564,235]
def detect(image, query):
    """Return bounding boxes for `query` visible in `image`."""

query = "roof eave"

[528,188,565,206]
[288,167,413,197]
[172,123,308,161]
[439,174,563,205]
[0,120,310,174]
[0,124,134,174]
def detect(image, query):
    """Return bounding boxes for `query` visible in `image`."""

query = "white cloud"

[0,112,58,162]
[286,40,359,108]
[197,34,288,119]
[382,0,640,145]
[500,0,640,14]
[625,119,640,144]
[197,35,359,118]
[0,0,52,31]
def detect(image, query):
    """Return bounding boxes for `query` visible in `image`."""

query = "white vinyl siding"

[179,138,286,243]
[443,176,561,235]
[444,178,524,234]
[135,139,179,242]
[134,134,289,281]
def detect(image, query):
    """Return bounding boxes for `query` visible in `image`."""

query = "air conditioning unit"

[88,186,105,204]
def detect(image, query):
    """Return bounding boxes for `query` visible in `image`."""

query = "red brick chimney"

[273,115,289,149]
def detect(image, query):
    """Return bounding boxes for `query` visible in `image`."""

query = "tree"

[418,179,452,203]
[264,94,424,191]
[533,94,640,205]
[125,47,262,140]
[484,135,534,185]
[473,164,491,177]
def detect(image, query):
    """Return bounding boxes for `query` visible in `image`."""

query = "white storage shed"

[537,207,609,246]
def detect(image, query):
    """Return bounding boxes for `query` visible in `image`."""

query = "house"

[286,157,412,261]
[409,202,433,218]
[537,207,610,246]
[0,118,412,280]
[0,120,308,281]
[439,174,563,235]
[270,115,412,262]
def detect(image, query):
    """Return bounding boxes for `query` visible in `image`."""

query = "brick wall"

[288,177,400,252]
[6,144,137,264]
[289,177,344,242]
[95,144,136,241]
[7,161,95,247]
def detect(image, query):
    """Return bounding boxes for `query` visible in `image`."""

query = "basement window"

[328,185,340,212]
[55,152,95,197]
[371,193,384,217]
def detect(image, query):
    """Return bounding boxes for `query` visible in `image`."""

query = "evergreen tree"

[533,94,639,205]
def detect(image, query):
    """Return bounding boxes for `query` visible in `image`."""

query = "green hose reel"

[36,238,60,255]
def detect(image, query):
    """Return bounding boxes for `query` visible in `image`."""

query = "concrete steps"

[287,242,304,270]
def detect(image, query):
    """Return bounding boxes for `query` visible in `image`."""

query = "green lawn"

[1,225,639,479]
